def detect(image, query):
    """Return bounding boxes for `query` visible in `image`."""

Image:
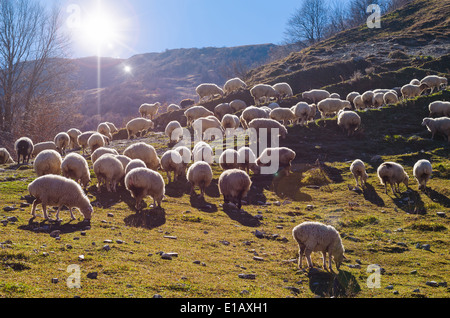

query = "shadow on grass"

[189,195,218,213]
[123,207,166,230]
[424,187,450,208]
[308,268,361,298]
[18,217,91,235]
[393,188,427,215]
[222,203,261,227]
[362,183,385,207]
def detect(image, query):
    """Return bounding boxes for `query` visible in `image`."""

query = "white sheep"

[160,150,187,183]
[346,92,360,107]
[0,148,14,164]
[269,108,296,125]
[350,159,368,188]
[361,91,374,108]
[221,114,240,134]
[125,159,147,175]
[77,131,96,155]
[422,117,450,142]
[193,116,224,141]
[337,110,361,136]
[223,77,247,94]
[401,83,429,99]
[15,137,34,164]
[272,82,293,100]
[237,147,259,174]
[410,79,420,85]
[187,161,213,198]
[61,153,91,189]
[292,221,345,271]
[97,122,112,140]
[248,118,288,141]
[139,102,161,120]
[184,106,215,127]
[250,84,280,105]
[302,89,330,104]
[123,142,161,170]
[377,161,409,194]
[353,95,365,110]
[91,147,119,164]
[317,98,351,118]
[229,99,247,112]
[175,146,192,165]
[196,83,224,102]
[167,104,181,113]
[106,122,118,134]
[240,106,269,129]
[192,141,214,165]
[256,147,296,176]
[126,118,155,139]
[67,128,82,150]
[28,174,93,221]
[218,169,252,210]
[383,91,399,105]
[165,121,183,145]
[87,133,105,154]
[33,150,62,177]
[125,167,165,210]
[93,154,124,193]
[214,103,233,120]
[421,75,447,94]
[413,159,432,191]
[291,102,317,126]
[54,132,70,156]
[372,92,385,108]
[429,101,450,117]
[267,102,280,110]
[219,149,240,170]
[32,141,57,158]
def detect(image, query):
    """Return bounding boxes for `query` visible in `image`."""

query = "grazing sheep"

[292,221,345,271]
[125,167,165,210]
[165,121,183,145]
[267,102,280,110]
[353,95,365,110]
[115,155,132,170]
[160,150,187,183]
[32,141,57,158]
[214,103,233,120]
[0,148,14,164]
[384,91,399,105]
[421,75,447,94]
[97,122,112,140]
[272,82,293,100]
[256,147,296,176]
[361,91,375,108]
[219,169,252,210]
[421,117,450,142]
[410,79,420,86]
[219,149,240,170]
[180,99,195,108]
[67,128,82,150]
[184,106,215,127]
[33,150,62,177]
[187,161,213,198]
[77,131,96,155]
[91,147,119,164]
[401,83,429,99]
[269,108,296,125]
[223,77,247,94]
[377,162,409,195]
[61,153,91,189]
[302,89,330,104]
[350,159,368,188]
[175,146,192,165]
[248,118,288,141]
[429,101,450,117]
[193,116,224,141]
[413,159,432,191]
[93,154,124,193]
[123,142,160,170]
[237,147,259,174]
[192,142,214,165]
[337,110,361,136]
[87,133,105,154]
[240,106,269,129]
[125,159,147,175]
[106,122,118,134]
[250,84,280,105]
[346,92,360,107]
[221,114,240,134]
[28,175,93,221]
[54,132,70,156]
[196,83,224,103]
[291,102,317,125]
[126,118,154,139]
[330,93,341,99]
[230,99,247,112]
[317,98,351,118]
[372,92,385,108]
[15,137,34,164]
[139,102,161,120]
[167,104,181,113]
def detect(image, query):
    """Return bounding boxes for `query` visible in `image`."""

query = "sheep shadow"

[308,268,361,298]
[123,207,166,230]
[189,195,218,213]
[270,171,313,202]
[18,217,91,236]
[392,188,427,215]
[222,203,261,227]
[165,178,191,198]
[362,183,385,207]
[89,186,131,209]
[423,187,450,208]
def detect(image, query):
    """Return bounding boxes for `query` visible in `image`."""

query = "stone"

[103,245,111,251]
[51,278,59,284]
[238,274,256,280]
[253,256,264,262]
[426,281,439,287]
[87,272,98,279]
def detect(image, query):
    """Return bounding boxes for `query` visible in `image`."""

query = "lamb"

[401,83,429,99]
[165,121,183,145]
[248,118,288,141]
[221,114,240,134]
[218,169,252,210]
[250,84,280,105]
[14,137,34,164]
[91,147,119,164]
[361,91,375,108]
[28,174,93,221]
[126,118,154,139]
[0,148,14,164]
[350,159,368,188]
[125,159,147,175]
[383,91,399,105]
[193,116,224,141]
[413,159,433,191]
[302,89,330,104]
[32,141,57,158]
[196,83,224,103]
[87,133,105,153]
[239,106,269,129]
[67,128,82,150]
[97,122,112,140]
[125,167,165,210]
[223,77,247,95]
[77,131,97,155]
[61,153,91,189]
[237,147,260,174]
[167,104,181,113]
[93,154,124,192]
[33,150,62,177]
[291,102,317,126]
[317,98,351,118]
[54,132,70,156]
[229,99,247,112]
[292,221,345,271]
[160,150,187,183]
[139,102,161,120]
[377,161,409,195]
[272,82,293,100]
[219,149,240,170]
[269,108,296,125]
[184,106,215,127]
[187,161,213,198]
[429,101,450,117]
[337,110,361,136]
[421,75,447,94]
[346,92,360,107]
[192,141,214,165]
[214,103,233,120]
[256,147,296,176]
[123,142,160,170]
[421,117,450,142]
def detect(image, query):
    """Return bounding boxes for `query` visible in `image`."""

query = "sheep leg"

[298,245,305,269]
[305,249,314,268]
[167,171,172,183]
[31,199,42,218]
[68,208,76,220]
[322,251,327,270]
[55,206,62,221]
[42,204,49,220]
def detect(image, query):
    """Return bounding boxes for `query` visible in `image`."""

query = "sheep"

[229,99,247,112]
[267,102,280,110]
[105,122,118,134]
[123,142,160,170]
[372,92,385,108]
[337,110,361,136]
[291,102,317,126]
[175,146,192,165]
[67,128,82,150]
[97,122,112,140]
[125,159,147,175]
[239,106,269,129]
[192,142,214,165]
[421,75,447,94]
[165,121,183,145]
[221,114,240,134]
[269,108,296,125]
[413,159,432,191]
[184,106,215,127]
[272,82,293,101]
[361,91,375,108]
[237,147,259,174]
[353,95,365,110]
[219,149,240,170]
[410,79,421,86]
[87,133,105,154]
[77,131,96,155]
[429,101,450,117]
[54,132,70,156]
[91,147,119,164]
[180,99,195,108]
[223,77,247,94]
[61,153,91,189]
[167,104,181,113]
[28,174,93,221]
[256,147,296,176]
[214,103,233,120]
[383,91,399,105]
[302,89,330,104]
[0,148,14,164]
[115,155,132,170]
[292,221,345,271]
[330,93,341,99]
[139,102,161,120]
[33,150,62,177]
[218,169,252,210]
[14,137,34,164]
[32,141,57,158]
[196,83,224,103]
[346,92,360,107]
[350,159,368,188]
[93,154,125,193]
[193,116,224,141]
[160,150,187,183]
[317,98,351,118]
[250,84,280,105]
[126,118,154,139]
[125,167,165,210]
[187,161,213,199]
[377,161,409,195]
[248,118,288,142]
[421,117,450,142]
[401,83,429,99]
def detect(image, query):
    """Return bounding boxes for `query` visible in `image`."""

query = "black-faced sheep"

[15,137,34,164]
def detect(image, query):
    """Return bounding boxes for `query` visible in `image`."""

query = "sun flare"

[80,8,119,54]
